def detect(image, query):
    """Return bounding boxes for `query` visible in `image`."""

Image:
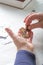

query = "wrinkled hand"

[24,13,43,30]
[5,28,34,51]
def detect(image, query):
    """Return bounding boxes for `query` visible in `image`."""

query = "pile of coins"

[18,27,30,38]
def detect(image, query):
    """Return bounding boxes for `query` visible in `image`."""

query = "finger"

[24,13,33,23]
[27,31,33,43]
[5,28,16,39]
[28,22,41,30]
[24,13,33,25]
[5,28,20,47]
[24,15,29,23]
[24,13,39,25]
[29,31,33,43]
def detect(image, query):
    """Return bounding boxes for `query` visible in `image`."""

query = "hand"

[5,28,34,52]
[24,13,43,30]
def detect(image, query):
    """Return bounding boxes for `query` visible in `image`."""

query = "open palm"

[5,28,34,51]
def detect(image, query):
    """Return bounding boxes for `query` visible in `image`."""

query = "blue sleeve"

[14,50,36,65]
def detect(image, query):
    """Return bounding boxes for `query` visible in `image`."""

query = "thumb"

[28,22,41,30]
[5,28,20,46]
[5,28,16,39]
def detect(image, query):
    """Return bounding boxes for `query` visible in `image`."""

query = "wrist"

[19,44,34,53]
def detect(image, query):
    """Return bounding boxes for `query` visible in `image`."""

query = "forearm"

[14,50,36,65]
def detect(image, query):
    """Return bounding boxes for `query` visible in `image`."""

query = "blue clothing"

[14,50,36,65]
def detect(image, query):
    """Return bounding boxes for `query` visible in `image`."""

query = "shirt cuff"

[14,50,36,65]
